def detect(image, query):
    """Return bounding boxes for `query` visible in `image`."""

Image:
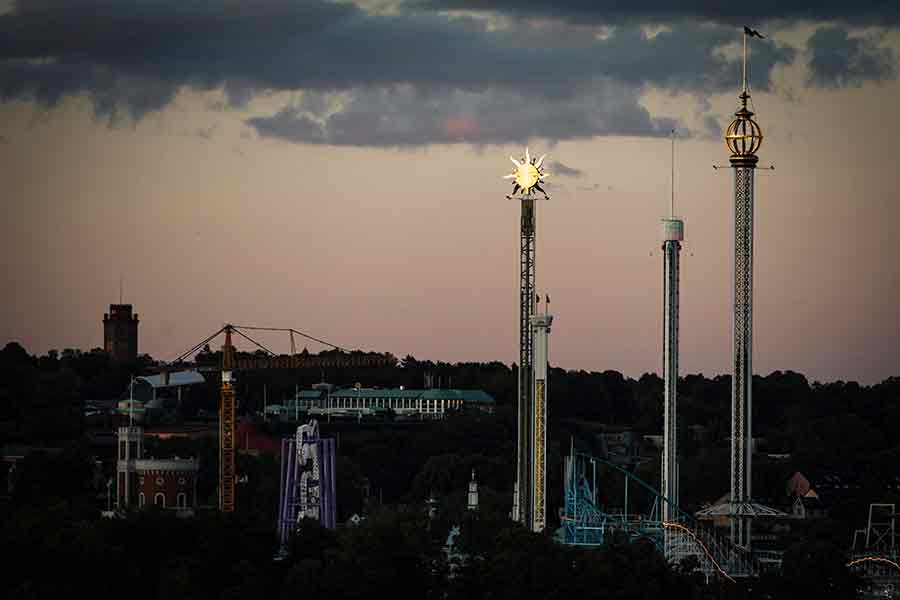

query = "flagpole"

[742,30,747,95]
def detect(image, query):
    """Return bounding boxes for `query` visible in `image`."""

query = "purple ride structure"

[277,420,337,552]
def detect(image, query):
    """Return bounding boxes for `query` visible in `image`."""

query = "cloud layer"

[0,1,894,145]
[807,27,896,88]
[247,81,680,146]
[418,0,900,27]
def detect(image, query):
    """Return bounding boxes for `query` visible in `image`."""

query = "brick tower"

[104,304,139,361]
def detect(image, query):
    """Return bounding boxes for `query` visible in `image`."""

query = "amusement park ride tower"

[531,301,553,532]
[697,28,783,551]
[661,206,683,531]
[504,148,550,530]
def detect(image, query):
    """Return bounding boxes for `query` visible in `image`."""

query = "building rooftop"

[137,369,206,389]
[330,388,495,404]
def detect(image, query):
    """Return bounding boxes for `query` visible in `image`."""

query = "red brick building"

[116,425,198,515]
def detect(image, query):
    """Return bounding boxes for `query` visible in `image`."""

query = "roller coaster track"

[663,522,736,583]
[848,556,900,571]
[847,554,900,599]
[562,451,756,580]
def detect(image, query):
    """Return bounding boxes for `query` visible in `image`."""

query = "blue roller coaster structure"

[561,449,757,581]
[563,450,900,595]
[848,503,900,598]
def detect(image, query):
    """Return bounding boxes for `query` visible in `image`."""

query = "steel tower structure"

[504,148,550,529]
[661,130,684,539]
[531,303,553,532]
[697,29,783,551]
[220,326,237,512]
[661,216,683,532]
[516,197,536,525]
[726,36,763,551]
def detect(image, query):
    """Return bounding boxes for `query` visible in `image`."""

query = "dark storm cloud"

[243,24,792,145]
[0,0,794,145]
[417,0,900,27]
[807,26,896,88]
[248,82,678,146]
[548,160,584,177]
[0,2,790,95]
[0,0,355,113]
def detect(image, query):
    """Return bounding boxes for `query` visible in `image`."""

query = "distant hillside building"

[104,304,139,361]
[307,387,495,419]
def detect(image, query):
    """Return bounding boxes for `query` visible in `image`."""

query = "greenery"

[2,341,896,598]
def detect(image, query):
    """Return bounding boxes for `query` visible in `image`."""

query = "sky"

[1,1,899,385]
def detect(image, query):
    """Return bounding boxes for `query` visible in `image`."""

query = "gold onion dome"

[725,93,763,158]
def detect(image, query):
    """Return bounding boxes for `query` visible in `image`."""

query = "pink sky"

[1,11,899,385]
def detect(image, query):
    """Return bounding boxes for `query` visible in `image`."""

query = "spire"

[726,28,763,162]
[742,28,748,99]
[222,325,236,372]
[467,469,479,511]
[741,26,766,101]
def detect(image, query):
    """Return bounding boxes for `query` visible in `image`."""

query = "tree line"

[1,341,894,598]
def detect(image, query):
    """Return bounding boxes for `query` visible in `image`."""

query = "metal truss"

[731,165,754,549]
[517,198,536,527]
[662,239,680,525]
[219,384,236,512]
[849,503,900,598]
[562,450,757,580]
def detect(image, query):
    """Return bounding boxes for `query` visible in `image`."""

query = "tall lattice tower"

[531,302,553,532]
[727,32,763,551]
[661,130,684,539]
[696,29,783,556]
[515,195,536,525]
[503,148,550,529]
[661,215,683,532]
[219,326,237,512]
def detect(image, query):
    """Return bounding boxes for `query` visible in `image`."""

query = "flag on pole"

[744,26,765,39]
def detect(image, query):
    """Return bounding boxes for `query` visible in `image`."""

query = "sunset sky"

[2,1,899,384]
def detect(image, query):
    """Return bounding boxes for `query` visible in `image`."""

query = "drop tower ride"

[696,29,784,556]
[503,148,550,530]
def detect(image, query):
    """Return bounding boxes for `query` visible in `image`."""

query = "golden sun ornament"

[504,147,550,199]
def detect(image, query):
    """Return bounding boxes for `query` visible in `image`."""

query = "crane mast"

[220,326,237,512]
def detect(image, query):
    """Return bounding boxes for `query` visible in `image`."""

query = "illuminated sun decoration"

[504,147,550,198]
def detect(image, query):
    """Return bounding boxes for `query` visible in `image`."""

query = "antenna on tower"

[120,276,124,304]
[741,26,765,104]
[670,129,676,217]
[742,29,748,96]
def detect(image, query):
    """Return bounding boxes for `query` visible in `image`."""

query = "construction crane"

[163,323,395,513]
